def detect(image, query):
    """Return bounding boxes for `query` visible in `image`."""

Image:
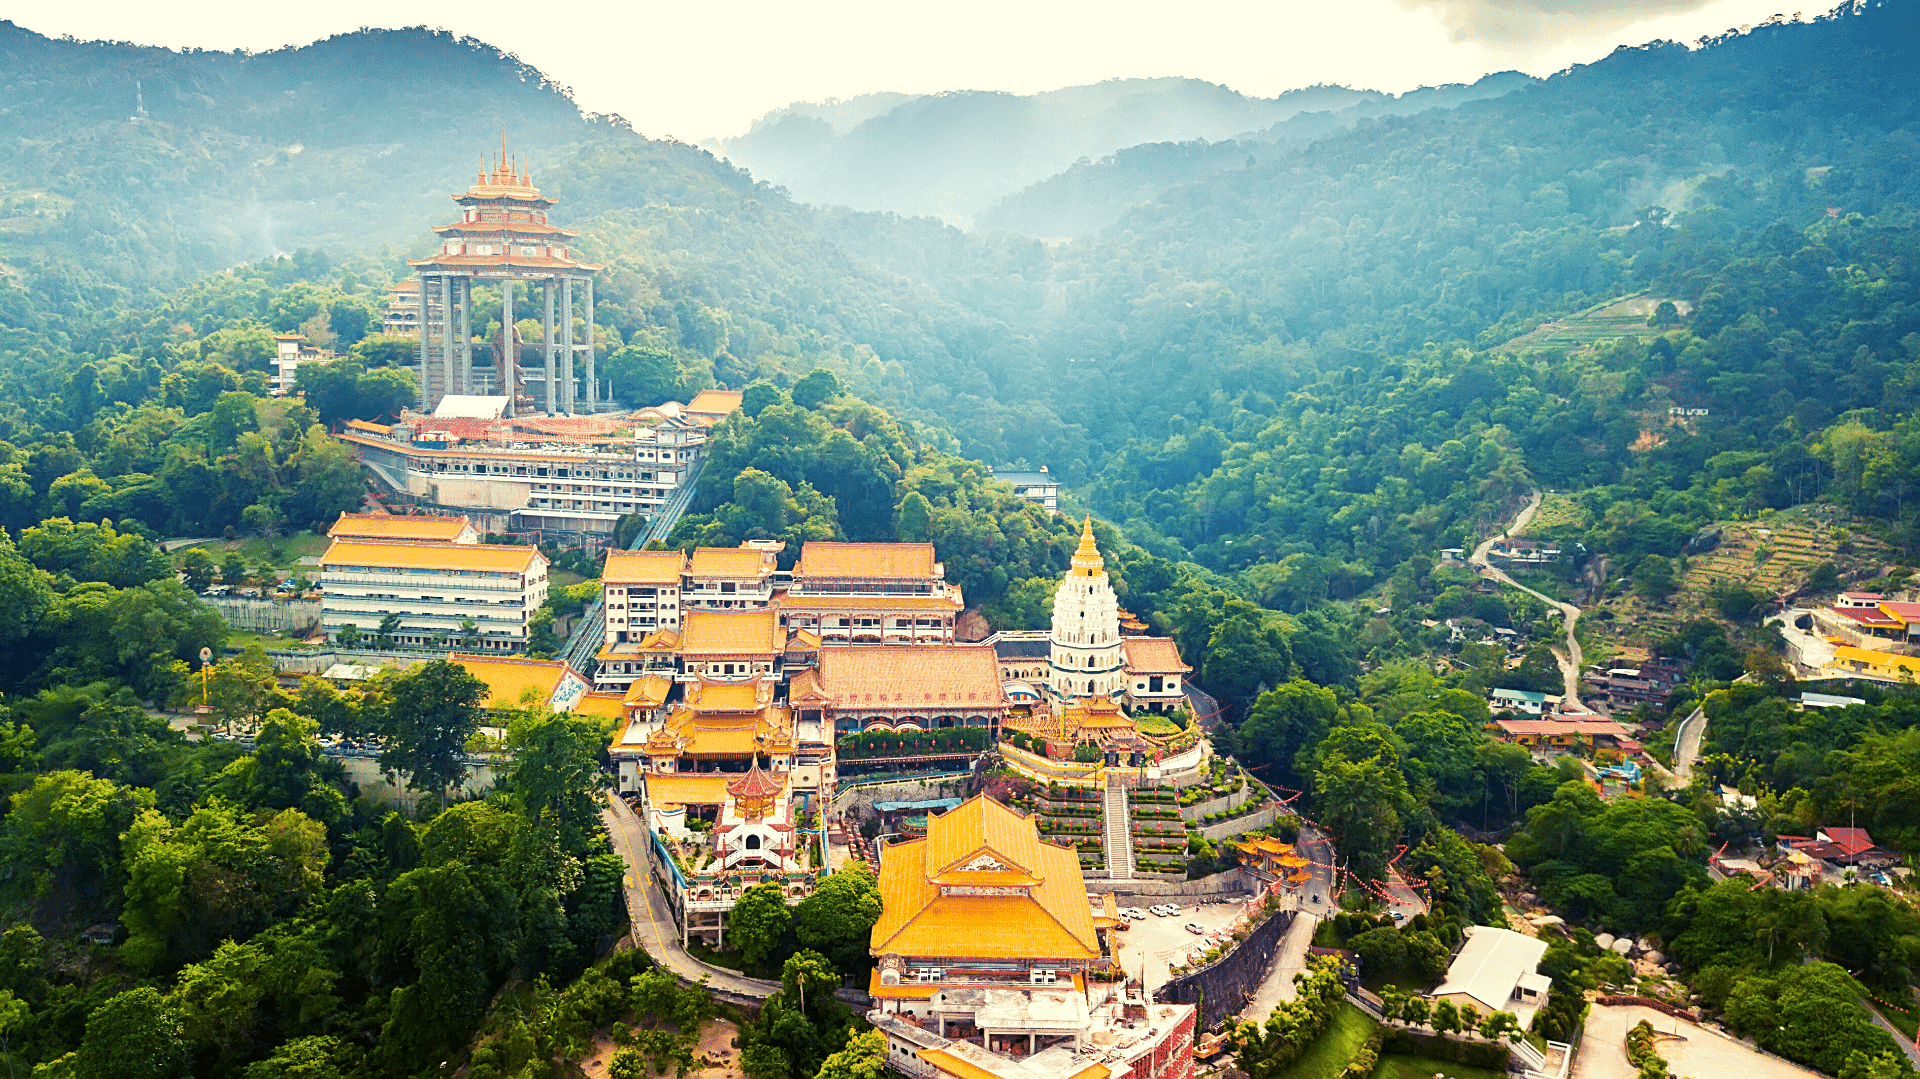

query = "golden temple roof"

[645,773,732,807]
[1070,516,1105,577]
[450,654,578,710]
[686,546,776,578]
[319,538,540,573]
[328,512,473,543]
[622,674,674,708]
[794,541,938,581]
[604,550,687,585]
[871,795,1099,961]
[676,609,784,655]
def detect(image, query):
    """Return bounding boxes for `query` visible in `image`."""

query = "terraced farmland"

[1495,292,1691,353]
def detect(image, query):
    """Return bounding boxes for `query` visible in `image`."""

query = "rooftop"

[815,646,1007,708]
[319,538,541,574]
[1121,637,1189,674]
[686,390,745,418]
[604,550,688,585]
[328,512,474,543]
[687,546,776,578]
[872,795,1100,961]
[1432,925,1549,1014]
[794,541,938,580]
[645,773,733,807]
[677,609,786,655]
[450,654,579,710]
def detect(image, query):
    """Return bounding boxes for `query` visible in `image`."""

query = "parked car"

[1183,922,1206,935]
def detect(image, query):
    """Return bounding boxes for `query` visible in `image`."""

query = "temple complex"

[407,141,602,416]
[869,795,1195,1079]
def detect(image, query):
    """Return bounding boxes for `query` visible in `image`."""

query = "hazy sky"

[17,0,1810,141]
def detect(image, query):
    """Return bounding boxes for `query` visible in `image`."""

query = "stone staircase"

[1103,777,1135,880]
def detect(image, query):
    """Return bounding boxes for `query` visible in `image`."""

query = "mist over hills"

[711,77,1525,227]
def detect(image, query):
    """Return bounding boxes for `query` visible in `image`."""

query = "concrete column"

[438,275,454,410]
[458,277,473,396]
[583,275,596,410]
[543,278,556,415]
[561,277,576,414]
[501,279,516,418]
[415,274,432,410]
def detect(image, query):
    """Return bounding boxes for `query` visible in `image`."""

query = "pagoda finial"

[1071,515,1104,576]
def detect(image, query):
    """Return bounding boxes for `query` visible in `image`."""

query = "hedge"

[1379,1030,1512,1069]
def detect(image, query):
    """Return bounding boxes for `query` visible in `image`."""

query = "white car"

[1125,908,1147,921]
[1183,922,1206,935]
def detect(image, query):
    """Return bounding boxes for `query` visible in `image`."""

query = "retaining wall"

[1179,784,1255,822]
[1194,804,1283,843]
[331,752,499,809]
[832,776,977,819]
[206,596,322,635]
[1155,906,1293,1029]
[261,648,433,675]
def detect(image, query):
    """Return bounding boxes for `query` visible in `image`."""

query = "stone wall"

[1155,907,1293,1029]
[206,596,322,635]
[1085,867,1259,898]
[1178,784,1255,822]
[1194,804,1283,843]
[831,775,977,820]
[331,752,499,809]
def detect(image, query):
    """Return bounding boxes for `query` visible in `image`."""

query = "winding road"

[1470,489,1587,705]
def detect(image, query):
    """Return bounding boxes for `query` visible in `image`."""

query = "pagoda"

[1047,517,1127,700]
[407,138,603,416]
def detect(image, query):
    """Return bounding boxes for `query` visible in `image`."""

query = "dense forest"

[1,2,1920,1076]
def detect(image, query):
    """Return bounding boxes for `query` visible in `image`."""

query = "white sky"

[17,0,1809,142]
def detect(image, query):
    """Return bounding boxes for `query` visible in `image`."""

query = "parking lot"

[1109,896,1259,992]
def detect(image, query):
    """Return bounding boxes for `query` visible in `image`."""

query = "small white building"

[1431,925,1551,1026]
[270,334,334,397]
[991,467,1060,515]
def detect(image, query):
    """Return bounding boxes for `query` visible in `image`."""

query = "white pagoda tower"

[1048,517,1127,700]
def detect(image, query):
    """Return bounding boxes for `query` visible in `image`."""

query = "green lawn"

[551,568,589,588]
[1273,1005,1378,1079]
[1369,1054,1506,1079]
[225,629,314,652]
[176,531,331,574]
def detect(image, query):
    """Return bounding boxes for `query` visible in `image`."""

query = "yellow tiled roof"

[814,646,1005,707]
[687,546,774,578]
[320,538,539,573]
[927,795,1042,879]
[871,796,1099,961]
[795,541,936,580]
[573,692,628,720]
[451,654,574,709]
[686,682,763,711]
[645,773,733,806]
[1122,636,1190,674]
[678,609,784,655]
[867,970,938,1000]
[328,512,473,542]
[622,674,673,707]
[1831,645,1920,675]
[686,390,745,417]
[604,550,686,585]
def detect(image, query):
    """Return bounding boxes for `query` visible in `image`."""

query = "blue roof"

[994,470,1056,486]
[874,798,963,813]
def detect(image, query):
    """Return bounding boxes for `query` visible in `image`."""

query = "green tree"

[179,548,216,591]
[814,1029,887,1079]
[605,345,682,406]
[1633,555,1678,602]
[68,987,188,1079]
[792,864,882,976]
[729,882,792,969]
[240,1035,364,1079]
[790,368,844,410]
[375,612,402,648]
[508,712,605,851]
[375,660,486,803]
[220,552,248,585]
[3,770,152,901]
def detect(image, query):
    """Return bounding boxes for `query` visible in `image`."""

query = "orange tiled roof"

[677,609,784,655]
[572,692,628,720]
[450,654,576,709]
[622,675,674,708]
[328,512,473,543]
[871,796,1099,961]
[319,538,540,574]
[604,550,686,585]
[686,546,775,578]
[795,542,937,580]
[814,646,1007,708]
[686,390,744,417]
[645,773,733,807]
[685,681,766,712]
[1122,636,1190,674]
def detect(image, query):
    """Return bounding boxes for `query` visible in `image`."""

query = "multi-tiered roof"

[408,139,602,276]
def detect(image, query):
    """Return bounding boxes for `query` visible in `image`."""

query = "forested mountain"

[712,78,1397,226]
[975,71,1535,236]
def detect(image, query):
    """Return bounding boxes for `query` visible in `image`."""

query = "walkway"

[1241,907,1318,1019]
[1865,1001,1920,1070]
[1470,489,1586,705]
[1104,777,1135,880]
[1572,1004,1821,1079]
[1671,704,1707,784]
[602,791,781,999]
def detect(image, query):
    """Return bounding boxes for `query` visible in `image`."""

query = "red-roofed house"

[1787,827,1896,867]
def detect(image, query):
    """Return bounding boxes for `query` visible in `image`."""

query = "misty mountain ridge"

[712,75,1533,228]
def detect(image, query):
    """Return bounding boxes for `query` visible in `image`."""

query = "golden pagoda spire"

[1071,515,1104,576]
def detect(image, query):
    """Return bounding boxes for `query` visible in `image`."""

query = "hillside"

[712,78,1390,227]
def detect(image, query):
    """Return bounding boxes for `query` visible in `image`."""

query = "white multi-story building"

[319,538,548,650]
[989,466,1060,515]
[776,541,962,644]
[1048,518,1128,700]
[269,334,334,397]
[603,550,687,645]
[335,399,732,539]
[683,543,780,610]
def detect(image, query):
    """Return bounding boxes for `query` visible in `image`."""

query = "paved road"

[1471,489,1586,705]
[1671,704,1707,784]
[1239,828,1337,1020]
[602,791,781,998]
[1769,607,1837,674]
[1865,1000,1920,1070]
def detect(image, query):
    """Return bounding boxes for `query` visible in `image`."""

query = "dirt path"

[1573,1004,1821,1079]
[1470,490,1585,704]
